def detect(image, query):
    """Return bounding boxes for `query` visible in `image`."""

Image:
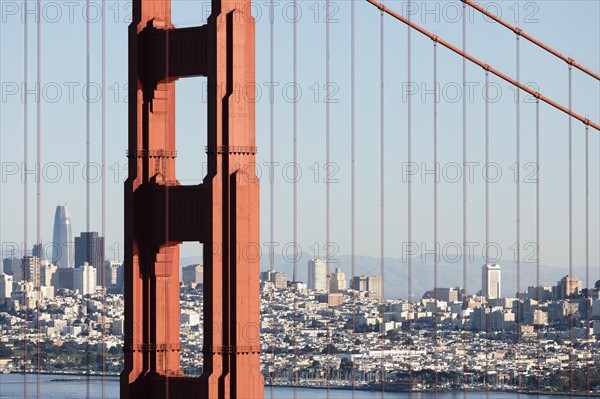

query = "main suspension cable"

[364,0,600,131]
[461,0,600,81]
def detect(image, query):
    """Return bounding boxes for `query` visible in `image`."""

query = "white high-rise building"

[307,259,327,292]
[73,262,97,295]
[0,273,13,298]
[482,264,501,299]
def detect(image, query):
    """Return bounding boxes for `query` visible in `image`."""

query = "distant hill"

[180,253,598,300]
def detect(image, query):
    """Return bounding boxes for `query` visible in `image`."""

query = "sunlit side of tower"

[52,205,74,268]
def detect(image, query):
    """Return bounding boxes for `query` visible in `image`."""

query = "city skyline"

[1,244,595,301]
[1,215,597,302]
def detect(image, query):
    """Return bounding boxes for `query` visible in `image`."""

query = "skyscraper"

[32,242,44,259]
[308,259,327,291]
[482,264,501,299]
[75,232,105,285]
[52,205,74,268]
[3,257,22,278]
[22,256,41,288]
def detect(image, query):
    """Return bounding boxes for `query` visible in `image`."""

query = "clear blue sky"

[1,1,599,280]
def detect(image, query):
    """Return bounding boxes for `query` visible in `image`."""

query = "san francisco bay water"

[0,374,590,398]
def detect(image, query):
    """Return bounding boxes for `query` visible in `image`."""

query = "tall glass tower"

[52,205,74,268]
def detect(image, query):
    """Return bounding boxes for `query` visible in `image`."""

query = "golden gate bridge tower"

[121,0,263,397]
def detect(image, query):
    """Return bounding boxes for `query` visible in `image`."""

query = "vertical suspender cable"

[36,0,41,395]
[406,0,412,395]
[87,0,95,395]
[515,34,521,307]
[85,0,91,395]
[85,1,90,235]
[433,39,438,396]
[269,0,275,274]
[326,0,332,395]
[380,2,385,396]
[23,0,29,395]
[515,34,521,396]
[364,0,599,131]
[585,123,590,393]
[268,1,275,395]
[101,0,107,395]
[535,98,541,395]
[484,69,490,395]
[292,0,298,292]
[485,68,490,274]
[0,6,2,394]
[0,6,2,388]
[292,0,298,396]
[325,2,331,271]
[351,0,357,395]
[461,4,467,394]
[568,63,573,396]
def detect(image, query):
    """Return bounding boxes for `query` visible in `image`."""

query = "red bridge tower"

[121,0,263,397]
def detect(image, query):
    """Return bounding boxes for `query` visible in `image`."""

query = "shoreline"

[265,383,599,397]
[3,372,597,397]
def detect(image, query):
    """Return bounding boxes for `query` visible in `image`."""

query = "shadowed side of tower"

[121,0,262,397]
